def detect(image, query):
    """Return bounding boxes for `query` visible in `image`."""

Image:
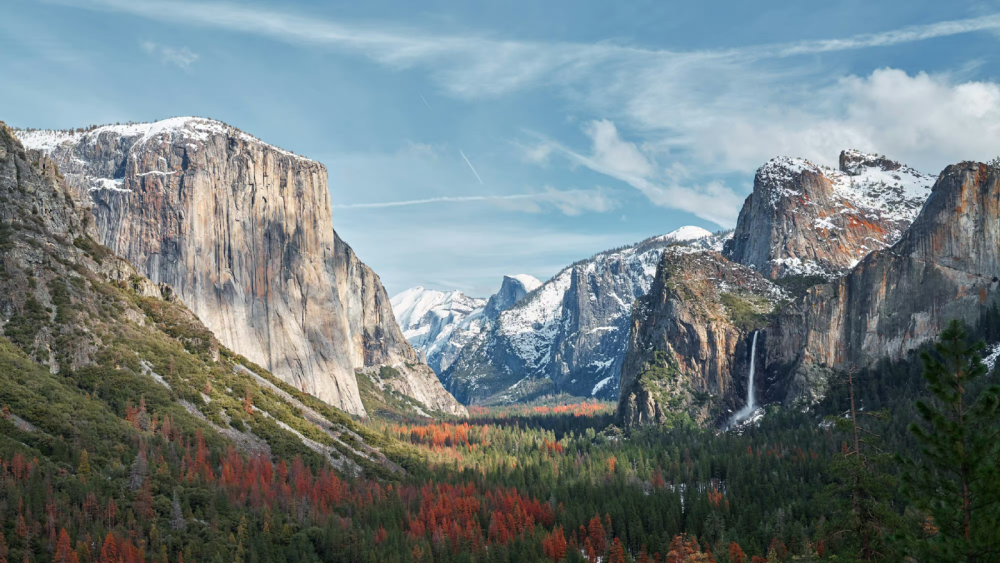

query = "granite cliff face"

[724,150,935,279]
[16,118,465,417]
[443,227,728,405]
[763,160,1000,406]
[617,154,996,430]
[616,249,785,427]
[0,122,414,476]
[483,275,542,320]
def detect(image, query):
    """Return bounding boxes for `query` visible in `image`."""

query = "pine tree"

[820,368,900,560]
[77,450,91,476]
[128,451,148,491]
[898,320,1000,561]
[170,491,186,531]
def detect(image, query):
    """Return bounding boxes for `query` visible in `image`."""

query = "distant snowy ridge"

[443,226,730,404]
[391,273,542,374]
[390,288,488,374]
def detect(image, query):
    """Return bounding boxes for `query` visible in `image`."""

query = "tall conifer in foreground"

[821,369,899,560]
[899,320,1000,562]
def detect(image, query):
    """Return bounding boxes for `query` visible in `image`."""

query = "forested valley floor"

[2,319,998,563]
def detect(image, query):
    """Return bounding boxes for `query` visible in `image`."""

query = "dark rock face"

[724,150,935,279]
[616,249,785,427]
[443,229,728,405]
[763,161,1000,406]
[15,119,465,417]
[483,275,541,320]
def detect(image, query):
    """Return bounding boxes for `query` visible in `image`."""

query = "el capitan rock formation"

[16,118,465,417]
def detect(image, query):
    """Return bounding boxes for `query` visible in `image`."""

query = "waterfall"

[730,331,759,426]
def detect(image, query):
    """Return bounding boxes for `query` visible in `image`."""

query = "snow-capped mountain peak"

[725,150,935,279]
[657,225,714,243]
[391,275,542,375]
[508,274,542,293]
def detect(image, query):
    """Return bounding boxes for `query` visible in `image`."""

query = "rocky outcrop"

[16,118,465,417]
[443,227,729,404]
[616,249,785,427]
[724,150,935,279]
[483,275,542,320]
[763,160,1000,406]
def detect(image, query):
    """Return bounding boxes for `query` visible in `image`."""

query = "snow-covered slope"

[442,227,731,404]
[725,150,935,279]
[391,288,488,373]
[16,117,312,164]
[391,273,543,375]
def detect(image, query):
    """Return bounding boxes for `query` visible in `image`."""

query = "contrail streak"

[331,193,538,209]
[459,149,484,185]
[419,93,432,109]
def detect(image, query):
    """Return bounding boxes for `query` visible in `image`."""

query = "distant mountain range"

[393,226,731,404]
[390,273,542,375]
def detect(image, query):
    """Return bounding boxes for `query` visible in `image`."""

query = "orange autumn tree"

[609,538,626,563]
[542,526,567,562]
[728,542,746,563]
[666,534,714,563]
[587,514,606,558]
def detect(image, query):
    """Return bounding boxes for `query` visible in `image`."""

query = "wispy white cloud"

[142,41,199,69]
[693,68,1000,173]
[59,1,1000,96]
[60,0,1000,219]
[528,120,744,226]
[331,187,618,216]
[746,15,1000,58]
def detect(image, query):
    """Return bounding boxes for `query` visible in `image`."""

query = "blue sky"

[2,0,997,297]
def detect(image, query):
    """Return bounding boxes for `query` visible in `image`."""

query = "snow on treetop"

[15,117,315,162]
